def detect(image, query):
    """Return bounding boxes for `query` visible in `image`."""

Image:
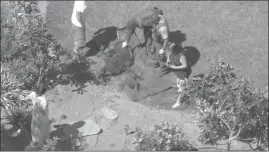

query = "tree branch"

[230,126,241,141]
[218,115,232,133]
[248,142,257,151]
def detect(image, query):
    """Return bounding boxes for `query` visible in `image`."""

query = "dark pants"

[143,27,153,52]
[123,18,139,44]
[73,25,86,47]
[124,17,155,49]
[153,37,168,73]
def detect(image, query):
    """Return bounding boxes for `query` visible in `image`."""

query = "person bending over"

[120,7,163,51]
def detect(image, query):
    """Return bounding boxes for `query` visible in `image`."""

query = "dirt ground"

[3,1,267,151]
[43,1,267,151]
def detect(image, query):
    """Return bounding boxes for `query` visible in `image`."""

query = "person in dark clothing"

[166,43,189,108]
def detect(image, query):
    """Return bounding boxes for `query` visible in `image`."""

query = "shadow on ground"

[45,26,119,94]
[57,56,100,94]
[50,121,85,151]
[85,26,118,57]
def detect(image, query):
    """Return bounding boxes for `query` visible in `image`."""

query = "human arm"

[168,55,187,70]
[158,26,169,53]
[166,52,171,65]
[162,39,169,51]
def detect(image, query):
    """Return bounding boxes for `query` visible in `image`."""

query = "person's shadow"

[169,30,201,78]
[85,26,118,57]
[49,121,86,151]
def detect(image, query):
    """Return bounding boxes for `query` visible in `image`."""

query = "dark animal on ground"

[119,70,144,92]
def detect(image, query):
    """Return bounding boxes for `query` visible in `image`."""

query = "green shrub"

[183,58,268,151]
[132,122,196,151]
[41,137,60,151]
[1,1,63,91]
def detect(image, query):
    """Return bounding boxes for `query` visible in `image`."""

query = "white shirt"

[158,15,169,40]
[29,93,50,147]
[159,26,169,40]
[71,1,87,27]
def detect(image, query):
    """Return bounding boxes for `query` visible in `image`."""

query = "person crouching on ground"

[71,0,87,58]
[120,7,163,50]
[152,13,170,76]
[166,43,189,108]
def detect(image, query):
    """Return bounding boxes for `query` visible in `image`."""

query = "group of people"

[71,1,189,108]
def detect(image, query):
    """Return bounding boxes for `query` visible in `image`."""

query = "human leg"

[73,25,86,53]
[143,27,154,52]
[153,39,169,76]
[122,18,138,47]
[172,74,188,108]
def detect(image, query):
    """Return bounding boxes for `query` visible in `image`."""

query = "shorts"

[174,70,188,80]
[73,24,86,47]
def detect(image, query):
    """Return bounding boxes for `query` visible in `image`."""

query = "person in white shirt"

[25,85,50,150]
[71,1,87,55]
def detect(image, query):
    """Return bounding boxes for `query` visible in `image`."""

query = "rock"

[98,117,117,130]
[102,107,118,120]
[127,126,138,135]
[82,135,98,148]
[76,119,101,137]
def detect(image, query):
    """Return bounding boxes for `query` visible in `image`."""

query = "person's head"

[169,42,177,51]
[153,7,163,15]
[169,42,183,54]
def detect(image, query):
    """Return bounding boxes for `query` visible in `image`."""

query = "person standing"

[25,85,50,149]
[152,12,170,76]
[71,1,87,58]
[166,43,189,108]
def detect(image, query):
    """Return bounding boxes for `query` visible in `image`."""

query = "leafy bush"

[41,137,60,151]
[183,58,268,151]
[1,1,63,90]
[132,122,196,151]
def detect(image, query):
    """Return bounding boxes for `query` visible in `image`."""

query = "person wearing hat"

[71,1,87,56]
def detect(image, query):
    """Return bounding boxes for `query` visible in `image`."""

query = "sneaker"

[172,102,181,108]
